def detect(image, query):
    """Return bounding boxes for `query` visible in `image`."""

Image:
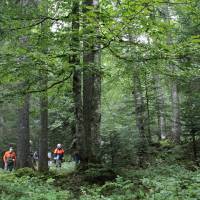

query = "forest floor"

[1,146,200,200]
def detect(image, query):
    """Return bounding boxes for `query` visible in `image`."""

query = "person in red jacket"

[54,144,64,168]
[3,147,16,171]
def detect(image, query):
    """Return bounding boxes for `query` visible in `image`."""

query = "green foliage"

[82,165,116,184]
[1,162,200,200]
[80,176,136,200]
[0,0,200,189]
[142,165,200,200]
[159,139,174,148]
[14,167,36,177]
[79,164,200,200]
[0,169,72,200]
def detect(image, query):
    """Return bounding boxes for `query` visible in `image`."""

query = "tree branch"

[27,71,73,94]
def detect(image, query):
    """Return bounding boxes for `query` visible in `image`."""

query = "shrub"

[0,170,72,200]
[79,164,200,200]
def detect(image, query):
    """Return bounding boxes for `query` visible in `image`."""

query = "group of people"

[2,143,80,171]
[32,144,65,168]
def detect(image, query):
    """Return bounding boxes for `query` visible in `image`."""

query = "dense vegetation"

[0,0,199,199]
[1,162,200,200]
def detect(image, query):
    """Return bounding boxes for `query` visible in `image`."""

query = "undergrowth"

[1,160,200,199]
[79,164,200,200]
[0,169,72,200]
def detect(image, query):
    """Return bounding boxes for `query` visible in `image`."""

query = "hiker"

[3,147,16,171]
[48,151,52,167]
[33,151,39,169]
[54,144,64,168]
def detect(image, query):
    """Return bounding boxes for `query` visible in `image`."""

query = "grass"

[49,161,76,175]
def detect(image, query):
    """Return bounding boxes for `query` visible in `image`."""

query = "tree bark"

[133,72,146,139]
[38,73,49,172]
[0,115,6,144]
[82,0,101,163]
[164,2,181,143]
[144,72,152,143]
[37,1,49,172]
[186,79,200,163]
[71,0,86,162]
[154,75,167,140]
[16,0,39,170]
[133,71,147,166]
[171,80,181,143]
[16,94,31,168]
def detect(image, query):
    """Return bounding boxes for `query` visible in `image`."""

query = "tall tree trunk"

[71,0,86,162]
[186,80,199,164]
[38,1,49,172]
[38,73,48,172]
[0,115,6,143]
[16,0,39,169]
[83,0,101,163]
[154,75,167,140]
[133,71,147,166]
[133,72,146,139]
[165,2,181,143]
[171,80,181,143]
[17,94,31,168]
[144,72,152,143]
[83,52,101,163]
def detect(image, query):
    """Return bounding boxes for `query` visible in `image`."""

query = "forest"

[0,0,200,199]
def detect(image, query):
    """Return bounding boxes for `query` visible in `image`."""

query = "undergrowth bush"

[0,169,71,200]
[79,164,200,200]
[1,163,200,200]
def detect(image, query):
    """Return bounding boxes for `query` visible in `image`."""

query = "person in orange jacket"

[54,144,64,168]
[3,147,16,171]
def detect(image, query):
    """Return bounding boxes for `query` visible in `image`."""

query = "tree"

[133,70,148,166]
[82,0,101,163]
[16,93,31,168]
[16,0,33,168]
[171,78,181,143]
[38,73,49,172]
[154,74,167,140]
[166,4,181,143]
[70,0,86,162]
[37,1,50,172]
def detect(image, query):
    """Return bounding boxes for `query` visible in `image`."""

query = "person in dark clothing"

[69,138,80,164]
